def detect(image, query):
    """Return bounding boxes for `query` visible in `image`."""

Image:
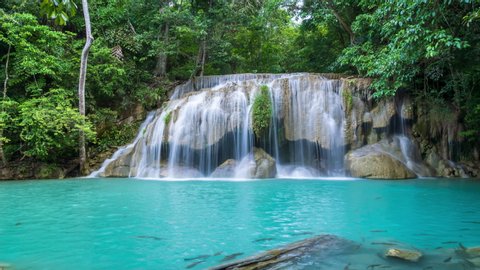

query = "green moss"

[36,164,62,179]
[342,89,353,113]
[252,85,273,138]
[164,111,172,125]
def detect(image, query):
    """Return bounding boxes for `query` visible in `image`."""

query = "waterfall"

[88,111,156,178]
[90,73,474,179]
[394,94,433,177]
[92,73,350,178]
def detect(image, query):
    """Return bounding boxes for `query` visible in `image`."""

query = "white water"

[92,73,430,179]
[97,74,348,178]
[88,112,156,178]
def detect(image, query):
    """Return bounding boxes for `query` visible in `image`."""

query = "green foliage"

[163,111,172,125]
[39,0,77,26]
[0,99,18,145]
[337,1,471,98]
[252,85,272,138]
[1,0,480,166]
[0,13,75,96]
[87,39,129,98]
[95,122,140,153]
[16,89,95,161]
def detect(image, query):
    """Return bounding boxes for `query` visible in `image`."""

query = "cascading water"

[88,111,156,178]
[94,74,349,178]
[94,73,458,179]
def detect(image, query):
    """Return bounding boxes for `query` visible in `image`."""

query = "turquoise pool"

[0,178,479,269]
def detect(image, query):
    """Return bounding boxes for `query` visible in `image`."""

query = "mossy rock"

[35,164,65,179]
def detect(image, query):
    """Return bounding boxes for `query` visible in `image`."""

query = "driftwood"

[209,235,347,270]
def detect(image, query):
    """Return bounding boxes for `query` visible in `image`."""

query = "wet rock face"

[371,98,396,129]
[346,151,416,179]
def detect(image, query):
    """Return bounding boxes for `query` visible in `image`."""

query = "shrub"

[252,85,272,138]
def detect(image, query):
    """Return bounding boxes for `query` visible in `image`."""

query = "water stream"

[93,73,429,179]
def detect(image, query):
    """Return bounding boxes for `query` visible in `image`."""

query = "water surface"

[0,178,479,269]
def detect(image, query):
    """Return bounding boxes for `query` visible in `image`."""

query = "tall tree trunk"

[325,0,355,45]
[154,23,169,77]
[0,44,11,167]
[199,39,206,77]
[190,39,207,81]
[79,0,93,175]
[189,39,207,91]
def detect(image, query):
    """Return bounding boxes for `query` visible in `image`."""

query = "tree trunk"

[325,0,355,45]
[192,39,207,77]
[0,44,11,167]
[79,0,93,175]
[199,39,206,77]
[154,23,169,77]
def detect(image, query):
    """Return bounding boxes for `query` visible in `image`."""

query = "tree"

[78,0,93,174]
[40,0,93,174]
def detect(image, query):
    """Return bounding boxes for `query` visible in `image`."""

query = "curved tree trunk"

[0,44,11,167]
[79,0,93,175]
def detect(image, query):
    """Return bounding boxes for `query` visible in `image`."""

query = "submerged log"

[209,234,351,270]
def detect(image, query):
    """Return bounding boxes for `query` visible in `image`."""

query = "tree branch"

[325,0,355,45]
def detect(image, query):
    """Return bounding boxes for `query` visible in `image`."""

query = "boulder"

[467,257,480,267]
[463,246,480,258]
[251,148,277,178]
[385,248,422,262]
[100,147,134,177]
[34,164,65,179]
[235,148,277,178]
[345,142,416,179]
[211,159,237,178]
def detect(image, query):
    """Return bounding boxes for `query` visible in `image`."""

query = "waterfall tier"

[92,73,471,179]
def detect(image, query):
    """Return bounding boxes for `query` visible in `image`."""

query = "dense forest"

[1,0,479,176]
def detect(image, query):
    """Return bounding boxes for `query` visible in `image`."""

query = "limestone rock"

[252,147,277,178]
[100,147,134,177]
[371,98,396,129]
[210,159,237,178]
[467,257,480,267]
[464,246,480,258]
[400,97,414,120]
[385,248,422,262]
[34,164,65,179]
[345,142,416,179]
[235,148,277,178]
